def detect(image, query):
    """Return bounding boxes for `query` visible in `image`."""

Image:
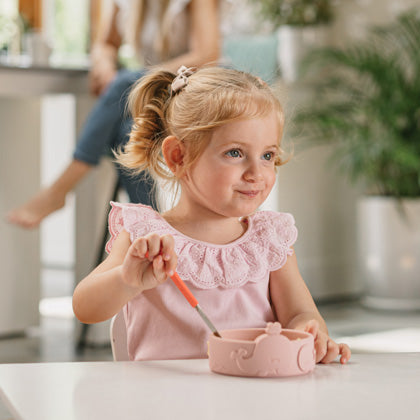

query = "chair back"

[110,310,130,361]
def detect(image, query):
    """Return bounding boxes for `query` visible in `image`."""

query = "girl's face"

[180,110,280,218]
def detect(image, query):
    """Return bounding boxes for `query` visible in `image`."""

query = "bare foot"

[6,188,66,229]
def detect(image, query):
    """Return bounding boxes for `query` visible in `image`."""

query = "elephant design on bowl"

[208,322,315,377]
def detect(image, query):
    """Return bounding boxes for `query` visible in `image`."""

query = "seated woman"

[7,0,220,228]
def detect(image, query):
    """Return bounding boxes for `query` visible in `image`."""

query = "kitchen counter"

[0,63,89,96]
[0,63,107,336]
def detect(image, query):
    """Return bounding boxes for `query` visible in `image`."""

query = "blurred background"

[0,0,419,363]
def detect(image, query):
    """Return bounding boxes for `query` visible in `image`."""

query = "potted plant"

[250,0,335,82]
[295,10,420,309]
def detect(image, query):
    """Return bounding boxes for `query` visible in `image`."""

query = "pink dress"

[106,202,298,361]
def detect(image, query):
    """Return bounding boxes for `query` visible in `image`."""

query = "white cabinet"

[0,98,41,334]
[0,65,99,335]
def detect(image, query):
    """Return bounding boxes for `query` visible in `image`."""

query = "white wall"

[332,0,420,44]
[0,98,41,334]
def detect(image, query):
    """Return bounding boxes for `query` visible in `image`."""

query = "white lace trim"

[106,202,298,289]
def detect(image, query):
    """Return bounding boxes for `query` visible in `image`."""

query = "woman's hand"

[89,58,118,96]
[121,233,177,293]
[88,42,119,95]
[304,319,351,364]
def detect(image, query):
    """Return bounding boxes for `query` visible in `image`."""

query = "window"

[1,1,105,67]
[0,0,17,16]
[44,0,90,66]
[0,0,18,55]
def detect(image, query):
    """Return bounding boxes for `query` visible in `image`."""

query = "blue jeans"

[73,69,156,207]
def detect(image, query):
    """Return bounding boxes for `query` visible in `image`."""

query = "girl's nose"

[243,161,263,182]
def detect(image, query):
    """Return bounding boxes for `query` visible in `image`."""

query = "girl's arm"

[153,0,221,73]
[72,230,176,324]
[269,250,351,364]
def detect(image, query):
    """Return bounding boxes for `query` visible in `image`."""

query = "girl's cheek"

[266,169,276,185]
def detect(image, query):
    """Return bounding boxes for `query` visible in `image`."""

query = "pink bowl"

[208,322,315,377]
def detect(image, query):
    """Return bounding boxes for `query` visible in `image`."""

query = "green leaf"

[294,9,420,197]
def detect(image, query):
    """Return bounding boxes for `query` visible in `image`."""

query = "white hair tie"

[171,66,196,94]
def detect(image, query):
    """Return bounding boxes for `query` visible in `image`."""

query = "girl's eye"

[262,152,274,161]
[226,149,242,158]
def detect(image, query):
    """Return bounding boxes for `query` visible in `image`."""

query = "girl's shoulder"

[248,209,296,234]
[246,209,298,269]
[105,201,164,253]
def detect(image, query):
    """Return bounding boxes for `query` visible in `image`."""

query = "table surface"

[0,353,419,420]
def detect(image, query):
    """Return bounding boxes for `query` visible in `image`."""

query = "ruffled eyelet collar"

[107,202,297,290]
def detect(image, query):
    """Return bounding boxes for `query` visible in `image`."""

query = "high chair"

[110,309,130,361]
[77,178,121,351]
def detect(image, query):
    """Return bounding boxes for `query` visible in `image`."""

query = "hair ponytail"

[115,70,175,180]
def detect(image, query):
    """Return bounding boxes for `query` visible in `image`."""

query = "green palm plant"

[294,10,420,197]
[251,0,334,26]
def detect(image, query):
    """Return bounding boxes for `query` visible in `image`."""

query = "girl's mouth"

[238,190,260,198]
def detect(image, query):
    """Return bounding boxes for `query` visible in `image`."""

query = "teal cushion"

[222,34,278,84]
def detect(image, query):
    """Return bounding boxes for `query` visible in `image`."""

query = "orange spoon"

[170,271,221,338]
[146,252,221,337]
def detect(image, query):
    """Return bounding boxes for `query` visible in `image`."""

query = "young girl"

[73,66,351,364]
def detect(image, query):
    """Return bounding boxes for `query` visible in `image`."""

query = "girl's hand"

[121,233,177,293]
[304,319,351,365]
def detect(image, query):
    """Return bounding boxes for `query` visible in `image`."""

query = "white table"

[0,353,419,420]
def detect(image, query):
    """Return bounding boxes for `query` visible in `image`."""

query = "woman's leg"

[73,69,146,165]
[7,70,147,228]
[6,159,91,229]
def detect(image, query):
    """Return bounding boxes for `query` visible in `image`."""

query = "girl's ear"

[162,136,185,175]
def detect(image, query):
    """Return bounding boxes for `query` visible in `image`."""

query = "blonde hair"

[116,67,287,189]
